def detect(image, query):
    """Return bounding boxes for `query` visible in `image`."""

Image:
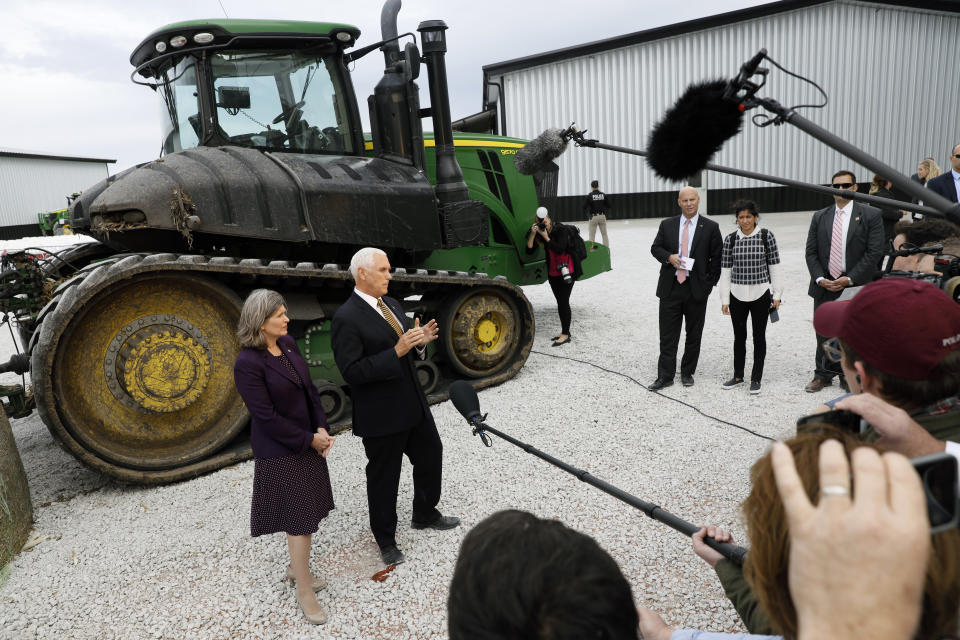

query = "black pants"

[729,291,770,382]
[361,414,443,549]
[813,296,843,382]
[657,281,708,380]
[548,275,574,334]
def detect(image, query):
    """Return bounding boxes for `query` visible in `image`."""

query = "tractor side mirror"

[403,42,421,82]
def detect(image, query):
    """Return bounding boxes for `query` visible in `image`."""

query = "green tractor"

[0,0,610,483]
[36,193,81,235]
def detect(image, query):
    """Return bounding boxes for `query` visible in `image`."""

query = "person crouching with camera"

[526,206,583,347]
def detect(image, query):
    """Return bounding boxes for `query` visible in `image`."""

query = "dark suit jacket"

[805,202,884,301]
[234,334,329,459]
[330,292,431,438]
[650,215,723,302]
[927,172,959,204]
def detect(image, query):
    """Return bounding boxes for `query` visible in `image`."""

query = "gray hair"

[349,247,387,281]
[237,289,287,350]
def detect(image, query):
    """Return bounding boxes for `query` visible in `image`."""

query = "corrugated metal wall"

[492,1,960,201]
[0,156,111,227]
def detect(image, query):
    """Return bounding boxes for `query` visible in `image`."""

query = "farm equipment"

[36,193,81,236]
[0,1,610,483]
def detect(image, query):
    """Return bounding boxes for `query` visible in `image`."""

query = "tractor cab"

[129,20,365,157]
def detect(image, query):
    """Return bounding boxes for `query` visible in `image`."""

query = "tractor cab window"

[210,49,352,154]
[159,59,201,154]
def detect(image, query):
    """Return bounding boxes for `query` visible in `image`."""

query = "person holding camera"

[526,206,584,347]
[811,277,960,446]
[667,428,960,640]
[718,200,783,395]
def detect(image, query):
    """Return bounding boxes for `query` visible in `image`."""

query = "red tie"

[677,219,690,283]
[829,209,844,279]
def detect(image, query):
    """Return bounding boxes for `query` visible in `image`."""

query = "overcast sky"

[0,0,771,171]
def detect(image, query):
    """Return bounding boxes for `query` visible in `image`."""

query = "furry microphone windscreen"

[646,80,744,181]
[514,128,568,175]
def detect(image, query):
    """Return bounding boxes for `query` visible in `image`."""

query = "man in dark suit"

[804,170,884,393]
[649,186,723,390]
[926,143,960,204]
[331,247,459,566]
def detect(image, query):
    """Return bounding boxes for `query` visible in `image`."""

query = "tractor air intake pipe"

[418,20,469,204]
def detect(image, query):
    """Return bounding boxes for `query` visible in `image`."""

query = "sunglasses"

[954,154,960,159]
[831,182,855,189]
[889,238,918,252]
[822,337,844,363]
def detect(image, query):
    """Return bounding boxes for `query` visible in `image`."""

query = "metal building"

[481,0,960,219]
[0,149,115,239]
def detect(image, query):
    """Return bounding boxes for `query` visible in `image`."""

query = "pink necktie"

[828,209,844,279]
[677,219,690,283]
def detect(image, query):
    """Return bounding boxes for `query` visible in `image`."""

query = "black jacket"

[650,215,723,302]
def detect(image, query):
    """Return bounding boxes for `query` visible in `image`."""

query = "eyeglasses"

[831,182,855,189]
[954,154,960,159]
[822,337,843,363]
[889,238,917,252]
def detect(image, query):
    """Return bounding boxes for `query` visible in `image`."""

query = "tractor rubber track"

[31,252,534,484]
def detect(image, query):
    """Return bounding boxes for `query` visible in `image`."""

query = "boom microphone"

[514,127,569,175]
[449,380,482,424]
[646,79,744,181]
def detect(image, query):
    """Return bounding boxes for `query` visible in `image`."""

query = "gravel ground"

[1,212,838,639]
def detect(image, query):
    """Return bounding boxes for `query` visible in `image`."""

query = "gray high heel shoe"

[286,565,327,592]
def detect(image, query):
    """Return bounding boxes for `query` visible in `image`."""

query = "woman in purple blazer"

[233,289,335,625]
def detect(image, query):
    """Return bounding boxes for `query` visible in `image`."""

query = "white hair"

[349,247,387,281]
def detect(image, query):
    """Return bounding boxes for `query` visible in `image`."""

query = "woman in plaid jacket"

[718,200,783,394]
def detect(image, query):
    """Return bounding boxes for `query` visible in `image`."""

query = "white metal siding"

[493,1,960,201]
[0,157,111,227]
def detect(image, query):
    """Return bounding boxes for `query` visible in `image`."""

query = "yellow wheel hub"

[475,314,503,351]
[122,332,211,413]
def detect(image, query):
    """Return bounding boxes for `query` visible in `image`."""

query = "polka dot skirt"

[250,447,335,537]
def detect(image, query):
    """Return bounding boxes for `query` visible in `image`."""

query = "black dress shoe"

[411,515,461,531]
[380,545,406,566]
[551,336,571,347]
[648,377,674,391]
[681,374,694,387]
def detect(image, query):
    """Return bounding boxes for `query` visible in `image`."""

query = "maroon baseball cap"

[814,278,960,380]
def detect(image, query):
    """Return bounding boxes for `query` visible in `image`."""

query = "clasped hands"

[311,429,335,457]
[819,276,852,292]
[394,317,439,357]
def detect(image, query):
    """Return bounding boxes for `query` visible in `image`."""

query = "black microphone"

[646,79,744,181]
[449,380,482,424]
[514,127,569,175]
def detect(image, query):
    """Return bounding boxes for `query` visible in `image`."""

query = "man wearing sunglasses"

[804,170,884,393]
[926,143,960,204]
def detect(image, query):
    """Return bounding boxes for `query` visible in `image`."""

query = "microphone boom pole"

[571,133,947,218]
[448,377,747,565]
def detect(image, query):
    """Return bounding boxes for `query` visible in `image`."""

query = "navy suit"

[331,292,442,549]
[234,334,329,459]
[650,214,723,380]
[804,201,884,380]
[927,172,959,204]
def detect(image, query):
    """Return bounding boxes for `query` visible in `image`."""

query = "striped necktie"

[828,209,844,279]
[377,298,404,336]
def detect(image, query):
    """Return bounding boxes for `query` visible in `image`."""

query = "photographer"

[812,277,960,445]
[678,428,960,639]
[526,206,584,347]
